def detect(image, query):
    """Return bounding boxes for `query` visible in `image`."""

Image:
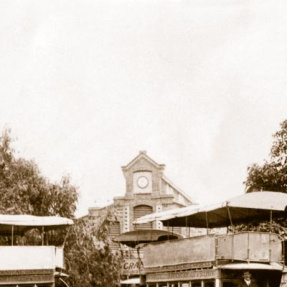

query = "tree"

[245,119,287,193]
[0,129,123,287]
[63,206,123,287]
[242,120,287,235]
[0,129,78,217]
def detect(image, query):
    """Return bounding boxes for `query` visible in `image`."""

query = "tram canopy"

[113,229,183,248]
[0,214,73,235]
[133,191,287,228]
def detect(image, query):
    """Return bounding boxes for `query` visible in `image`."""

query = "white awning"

[120,277,140,284]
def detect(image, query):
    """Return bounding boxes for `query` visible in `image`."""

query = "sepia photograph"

[0,1,287,286]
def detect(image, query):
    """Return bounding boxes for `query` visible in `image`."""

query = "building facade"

[89,151,195,236]
[87,151,196,279]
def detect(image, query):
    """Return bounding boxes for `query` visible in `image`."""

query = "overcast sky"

[1,0,287,216]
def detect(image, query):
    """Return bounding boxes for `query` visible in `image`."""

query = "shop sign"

[122,259,144,275]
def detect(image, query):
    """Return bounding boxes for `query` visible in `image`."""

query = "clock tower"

[113,151,195,233]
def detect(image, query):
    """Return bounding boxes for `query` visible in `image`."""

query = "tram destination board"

[145,261,213,273]
[146,269,217,282]
[0,269,54,285]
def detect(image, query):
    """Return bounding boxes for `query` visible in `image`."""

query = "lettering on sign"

[122,259,144,275]
[146,269,216,282]
[145,261,213,273]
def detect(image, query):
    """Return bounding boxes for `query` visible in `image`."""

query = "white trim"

[121,277,140,284]
[219,262,284,271]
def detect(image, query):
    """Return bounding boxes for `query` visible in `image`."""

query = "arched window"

[133,205,153,230]
[109,221,121,251]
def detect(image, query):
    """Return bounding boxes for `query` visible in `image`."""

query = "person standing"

[239,271,258,287]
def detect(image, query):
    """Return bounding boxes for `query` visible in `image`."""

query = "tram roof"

[113,229,183,248]
[0,214,73,235]
[133,191,287,228]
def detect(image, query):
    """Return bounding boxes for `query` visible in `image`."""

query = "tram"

[132,191,287,287]
[0,214,73,287]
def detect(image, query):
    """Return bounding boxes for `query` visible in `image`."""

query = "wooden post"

[205,212,209,235]
[227,206,234,232]
[269,210,273,262]
[215,278,221,287]
[11,225,14,246]
[42,226,44,246]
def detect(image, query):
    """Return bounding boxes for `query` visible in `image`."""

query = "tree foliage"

[241,120,287,237]
[63,207,122,287]
[0,129,78,217]
[0,129,122,287]
[245,119,287,193]
[231,219,287,238]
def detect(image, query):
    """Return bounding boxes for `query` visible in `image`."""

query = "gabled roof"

[121,151,165,172]
[122,151,195,204]
[162,175,196,204]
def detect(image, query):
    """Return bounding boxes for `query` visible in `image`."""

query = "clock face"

[137,176,149,189]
